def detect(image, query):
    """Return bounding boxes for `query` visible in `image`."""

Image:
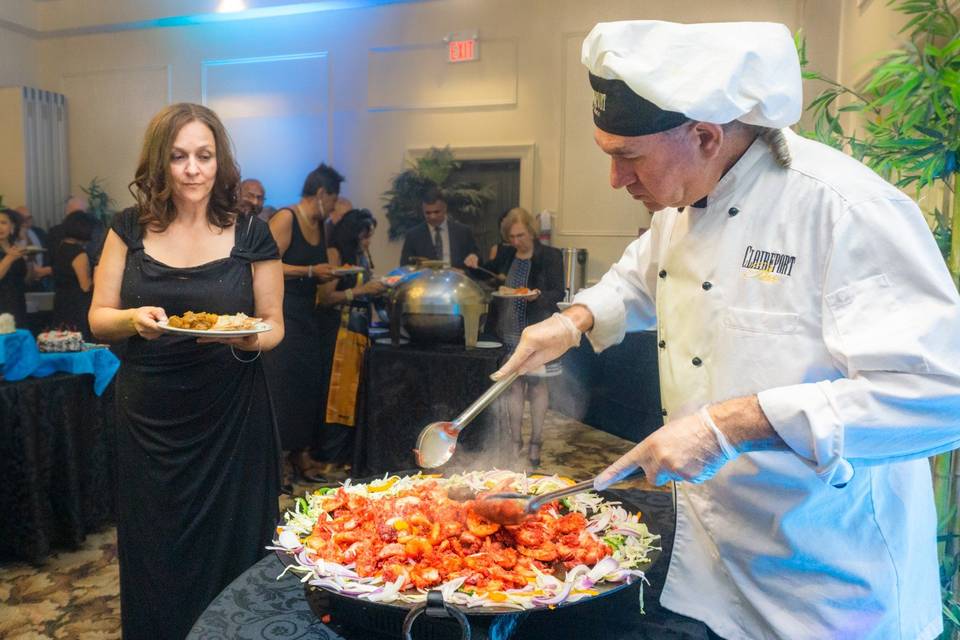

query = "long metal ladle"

[414,371,520,468]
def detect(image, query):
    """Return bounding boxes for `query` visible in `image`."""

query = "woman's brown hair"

[129,103,240,231]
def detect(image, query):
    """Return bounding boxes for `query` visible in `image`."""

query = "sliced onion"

[364,576,405,602]
[585,556,620,585]
[532,565,590,606]
[278,529,302,550]
[586,512,612,534]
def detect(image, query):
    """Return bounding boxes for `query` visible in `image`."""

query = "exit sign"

[447,37,478,63]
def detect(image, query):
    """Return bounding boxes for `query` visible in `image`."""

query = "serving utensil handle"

[527,469,646,512]
[450,371,520,434]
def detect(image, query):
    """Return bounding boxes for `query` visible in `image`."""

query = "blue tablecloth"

[0,330,119,395]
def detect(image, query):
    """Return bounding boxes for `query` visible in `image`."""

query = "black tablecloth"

[0,373,117,562]
[355,343,510,476]
[188,487,717,640]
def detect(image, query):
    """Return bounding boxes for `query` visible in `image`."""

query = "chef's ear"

[691,122,724,159]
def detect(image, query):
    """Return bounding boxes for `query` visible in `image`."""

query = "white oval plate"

[333,266,365,276]
[157,321,272,337]
[474,340,503,349]
[375,337,409,345]
[491,290,537,299]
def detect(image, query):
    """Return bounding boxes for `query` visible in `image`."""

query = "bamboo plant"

[798,1,959,635]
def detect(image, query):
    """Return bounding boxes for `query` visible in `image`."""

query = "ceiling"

[3,0,430,37]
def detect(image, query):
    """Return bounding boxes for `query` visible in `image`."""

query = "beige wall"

[0,87,26,208]
[25,0,852,281]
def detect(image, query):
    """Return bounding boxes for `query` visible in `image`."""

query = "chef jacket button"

[658,340,666,349]
[701,281,712,291]
[692,356,703,366]
[661,408,668,417]
[658,269,667,279]
[728,207,739,216]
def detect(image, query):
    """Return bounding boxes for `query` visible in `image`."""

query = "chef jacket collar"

[706,134,773,206]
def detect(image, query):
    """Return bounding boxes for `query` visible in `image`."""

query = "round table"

[188,488,715,640]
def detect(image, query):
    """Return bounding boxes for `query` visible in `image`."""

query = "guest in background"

[51,211,96,337]
[487,208,512,266]
[238,178,265,218]
[484,207,564,467]
[258,204,277,223]
[265,163,341,483]
[46,195,88,257]
[317,208,386,468]
[0,208,29,325]
[399,186,480,270]
[322,195,353,250]
[15,205,53,290]
[89,102,284,640]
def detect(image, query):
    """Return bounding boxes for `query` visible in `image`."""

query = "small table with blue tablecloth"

[0,330,120,562]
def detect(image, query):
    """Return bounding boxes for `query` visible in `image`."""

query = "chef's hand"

[131,306,168,340]
[491,312,582,380]
[594,406,740,489]
[463,254,479,269]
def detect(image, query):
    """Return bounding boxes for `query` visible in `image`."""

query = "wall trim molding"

[61,64,173,105]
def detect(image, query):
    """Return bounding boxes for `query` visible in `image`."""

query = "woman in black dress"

[484,207,564,468]
[88,103,284,640]
[51,211,96,337]
[317,208,386,463]
[0,208,29,326]
[265,163,343,482]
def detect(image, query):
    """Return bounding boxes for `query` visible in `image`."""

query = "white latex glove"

[491,312,581,380]
[594,406,739,489]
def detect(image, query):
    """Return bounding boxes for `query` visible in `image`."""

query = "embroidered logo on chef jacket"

[593,90,607,116]
[741,245,796,282]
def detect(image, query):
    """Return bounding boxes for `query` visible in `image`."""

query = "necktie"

[433,225,443,261]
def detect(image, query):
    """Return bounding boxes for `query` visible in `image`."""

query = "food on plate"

[381,275,404,287]
[498,286,532,296]
[37,330,84,352]
[167,311,261,331]
[272,470,658,609]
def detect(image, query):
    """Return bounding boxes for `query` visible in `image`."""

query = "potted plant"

[798,1,959,635]
[80,177,116,226]
[382,146,493,240]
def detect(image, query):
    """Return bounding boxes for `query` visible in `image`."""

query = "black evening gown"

[51,242,92,337]
[262,208,332,451]
[0,248,28,326]
[111,209,281,640]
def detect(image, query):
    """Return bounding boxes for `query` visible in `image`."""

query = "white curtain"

[21,87,69,230]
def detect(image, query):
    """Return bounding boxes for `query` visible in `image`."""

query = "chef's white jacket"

[573,129,960,639]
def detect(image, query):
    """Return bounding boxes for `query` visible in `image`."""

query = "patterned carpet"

[0,410,653,639]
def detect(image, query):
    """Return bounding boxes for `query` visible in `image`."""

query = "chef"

[492,19,960,640]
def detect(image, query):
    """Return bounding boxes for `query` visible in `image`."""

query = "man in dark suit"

[400,187,480,270]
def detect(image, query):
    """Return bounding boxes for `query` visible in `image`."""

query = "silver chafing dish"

[388,261,489,348]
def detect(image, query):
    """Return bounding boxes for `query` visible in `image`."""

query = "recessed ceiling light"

[217,0,247,12]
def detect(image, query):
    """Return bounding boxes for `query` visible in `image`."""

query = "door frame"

[404,143,536,214]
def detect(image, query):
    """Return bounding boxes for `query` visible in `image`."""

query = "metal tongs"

[414,371,521,468]
[474,469,645,525]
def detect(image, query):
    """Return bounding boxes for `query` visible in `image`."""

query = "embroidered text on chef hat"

[582,20,802,136]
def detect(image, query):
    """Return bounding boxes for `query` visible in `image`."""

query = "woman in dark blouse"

[484,207,564,468]
[51,211,96,337]
[0,208,29,326]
